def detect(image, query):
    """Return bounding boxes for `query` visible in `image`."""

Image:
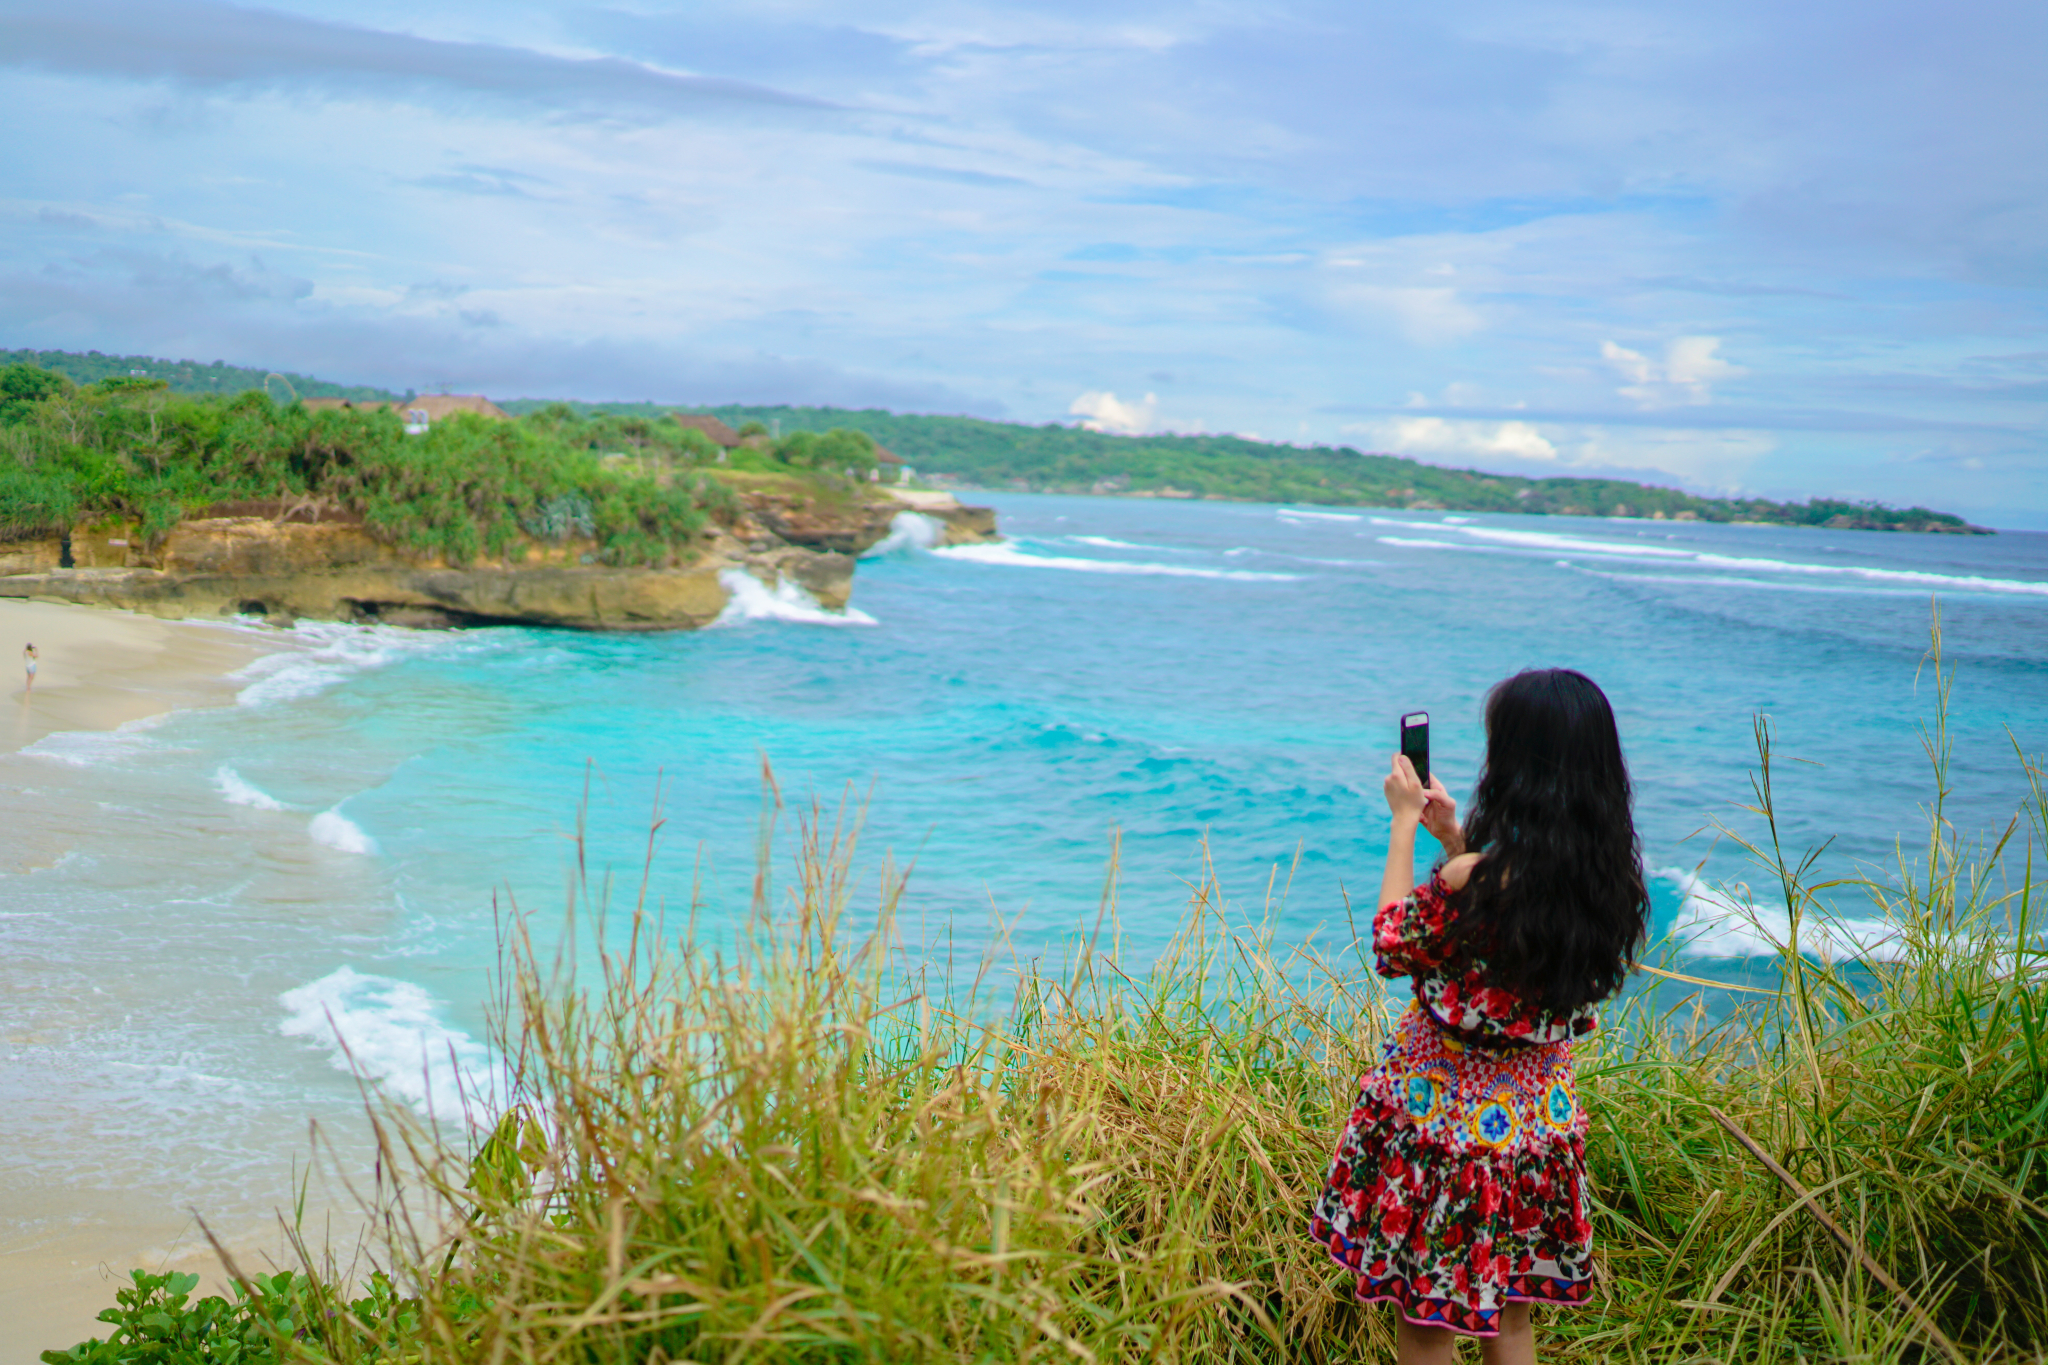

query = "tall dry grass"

[206,627,2048,1363]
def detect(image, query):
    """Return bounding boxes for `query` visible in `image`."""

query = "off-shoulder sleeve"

[1372,874,1457,979]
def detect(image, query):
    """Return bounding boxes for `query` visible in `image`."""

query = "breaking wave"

[934,540,1301,581]
[714,569,877,627]
[310,808,377,855]
[213,766,289,810]
[862,511,945,558]
[1658,867,1906,962]
[279,966,504,1122]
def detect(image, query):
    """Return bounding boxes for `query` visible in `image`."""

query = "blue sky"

[2,0,2044,525]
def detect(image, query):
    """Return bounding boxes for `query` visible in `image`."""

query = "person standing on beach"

[21,642,36,699]
[1311,669,1650,1364]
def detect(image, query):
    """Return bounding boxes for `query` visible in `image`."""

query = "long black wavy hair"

[1451,669,1650,1015]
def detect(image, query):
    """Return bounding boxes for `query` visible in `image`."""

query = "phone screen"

[1400,712,1430,788]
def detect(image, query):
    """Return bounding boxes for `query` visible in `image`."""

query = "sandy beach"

[1,599,265,756]
[0,600,290,1358]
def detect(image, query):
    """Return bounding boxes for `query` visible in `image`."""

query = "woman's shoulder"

[1438,851,1483,892]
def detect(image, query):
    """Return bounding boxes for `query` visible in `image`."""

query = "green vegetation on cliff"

[0,367,744,567]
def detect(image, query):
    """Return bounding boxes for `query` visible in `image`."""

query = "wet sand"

[0,601,288,1358]
[1,600,264,755]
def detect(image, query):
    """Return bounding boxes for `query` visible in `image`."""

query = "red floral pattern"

[1309,876,1599,1337]
[1374,874,1598,1045]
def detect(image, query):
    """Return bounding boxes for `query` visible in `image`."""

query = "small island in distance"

[3,346,1991,534]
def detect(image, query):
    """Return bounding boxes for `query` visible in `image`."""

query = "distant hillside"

[0,348,405,404]
[502,399,1987,535]
[4,351,1982,532]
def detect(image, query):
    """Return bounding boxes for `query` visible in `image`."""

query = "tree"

[0,364,73,426]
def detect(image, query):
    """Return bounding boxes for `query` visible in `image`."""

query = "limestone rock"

[0,488,992,631]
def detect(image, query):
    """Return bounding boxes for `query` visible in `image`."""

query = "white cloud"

[1355,416,1560,461]
[1601,336,1742,408]
[1570,426,1775,490]
[1332,284,1484,345]
[1070,389,1158,434]
[1343,415,1773,490]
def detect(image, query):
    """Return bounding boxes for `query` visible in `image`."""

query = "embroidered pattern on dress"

[1311,1005,1595,1336]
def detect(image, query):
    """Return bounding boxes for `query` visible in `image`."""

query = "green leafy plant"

[40,1267,428,1364]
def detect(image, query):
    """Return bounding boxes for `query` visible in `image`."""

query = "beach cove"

[0,601,294,1347]
[2,495,2046,1356]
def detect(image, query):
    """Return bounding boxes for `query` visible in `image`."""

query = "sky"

[2,1,2045,525]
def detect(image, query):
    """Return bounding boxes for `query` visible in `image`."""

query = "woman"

[1311,669,1651,1363]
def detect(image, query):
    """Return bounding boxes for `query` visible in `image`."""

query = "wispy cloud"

[1601,337,1743,408]
[1352,417,1558,463]
[0,0,836,120]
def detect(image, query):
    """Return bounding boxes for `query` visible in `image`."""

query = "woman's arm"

[1379,754,1428,910]
[1372,756,1473,977]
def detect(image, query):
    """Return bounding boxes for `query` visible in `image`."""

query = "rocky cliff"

[0,488,997,630]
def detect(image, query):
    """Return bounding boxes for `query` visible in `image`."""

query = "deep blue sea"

[4,494,2045,1249]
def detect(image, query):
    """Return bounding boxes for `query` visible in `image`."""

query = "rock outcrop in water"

[0,488,995,630]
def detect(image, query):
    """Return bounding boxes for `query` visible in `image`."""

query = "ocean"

[3,493,2045,1273]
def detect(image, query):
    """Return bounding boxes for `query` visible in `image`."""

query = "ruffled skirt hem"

[1311,1214,1591,1337]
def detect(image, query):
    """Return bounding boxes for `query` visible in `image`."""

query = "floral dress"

[1309,872,1597,1336]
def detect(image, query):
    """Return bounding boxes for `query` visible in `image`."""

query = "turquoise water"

[3,494,2045,1242]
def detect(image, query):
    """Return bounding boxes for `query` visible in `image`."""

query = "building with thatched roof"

[403,394,509,422]
[671,414,742,448]
[302,393,508,432]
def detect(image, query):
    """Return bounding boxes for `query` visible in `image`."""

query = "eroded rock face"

[729,490,999,556]
[0,488,997,631]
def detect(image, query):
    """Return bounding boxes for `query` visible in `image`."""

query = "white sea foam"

[1376,536,1514,554]
[214,766,289,810]
[233,620,468,707]
[1577,568,1930,597]
[1658,868,1905,962]
[20,712,172,767]
[280,966,505,1121]
[310,808,377,855]
[1445,525,1697,558]
[861,511,944,558]
[714,569,878,627]
[1276,508,1363,523]
[1689,552,2048,597]
[934,539,1302,581]
[1069,534,1186,552]
[1401,522,2048,598]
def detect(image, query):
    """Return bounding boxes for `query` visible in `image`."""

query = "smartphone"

[1400,712,1430,788]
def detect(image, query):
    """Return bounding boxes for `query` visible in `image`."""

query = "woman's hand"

[1419,776,1463,856]
[1383,754,1428,824]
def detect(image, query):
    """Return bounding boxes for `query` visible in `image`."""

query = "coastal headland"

[0,485,994,631]
[0,364,998,631]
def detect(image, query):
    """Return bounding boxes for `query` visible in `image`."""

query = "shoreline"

[0,599,294,1356]
[1,599,273,760]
